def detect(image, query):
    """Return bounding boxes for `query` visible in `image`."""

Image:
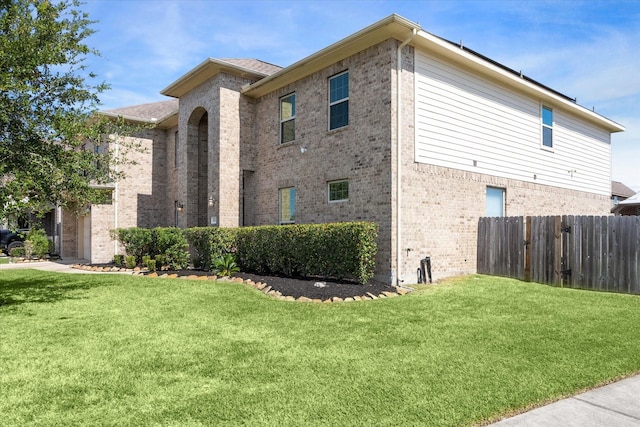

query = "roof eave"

[98,110,178,130]
[413,31,625,133]
[242,14,420,98]
[161,58,270,98]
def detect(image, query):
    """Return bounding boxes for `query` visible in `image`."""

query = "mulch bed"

[79,264,398,301]
[233,272,397,300]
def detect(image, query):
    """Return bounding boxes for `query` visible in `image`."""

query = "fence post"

[524,216,531,282]
[554,216,562,286]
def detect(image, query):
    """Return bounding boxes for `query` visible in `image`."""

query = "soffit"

[242,14,420,98]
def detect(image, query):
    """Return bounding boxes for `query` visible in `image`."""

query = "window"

[280,94,295,144]
[328,180,349,202]
[174,130,179,168]
[329,71,349,130]
[486,187,505,217]
[542,105,553,148]
[279,187,296,224]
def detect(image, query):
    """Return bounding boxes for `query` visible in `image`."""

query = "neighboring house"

[611,180,636,209]
[58,14,624,284]
[611,193,640,216]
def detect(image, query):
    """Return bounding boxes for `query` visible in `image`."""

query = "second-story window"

[542,105,553,148]
[329,71,349,130]
[280,93,295,144]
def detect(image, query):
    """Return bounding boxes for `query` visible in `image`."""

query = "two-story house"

[58,14,624,284]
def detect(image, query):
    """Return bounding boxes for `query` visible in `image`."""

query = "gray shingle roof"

[102,99,179,122]
[612,181,636,198]
[218,58,282,76]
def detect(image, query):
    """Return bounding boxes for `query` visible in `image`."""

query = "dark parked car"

[0,229,28,255]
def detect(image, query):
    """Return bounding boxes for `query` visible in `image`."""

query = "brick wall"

[251,40,397,282]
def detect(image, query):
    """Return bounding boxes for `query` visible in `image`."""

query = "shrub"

[111,228,153,264]
[125,256,137,269]
[154,254,166,269]
[184,228,237,270]
[25,228,51,259]
[146,259,157,272]
[113,254,124,267]
[235,222,378,284]
[111,227,190,270]
[165,246,189,270]
[10,247,25,258]
[213,254,240,277]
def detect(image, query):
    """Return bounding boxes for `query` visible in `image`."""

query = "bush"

[213,254,240,277]
[111,227,190,270]
[235,222,378,284]
[10,247,25,258]
[125,256,137,269]
[25,228,51,259]
[146,259,156,272]
[184,228,237,270]
[154,254,166,269]
[111,228,153,264]
[113,254,124,267]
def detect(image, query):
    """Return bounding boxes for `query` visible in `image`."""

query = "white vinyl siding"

[414,50,611,196]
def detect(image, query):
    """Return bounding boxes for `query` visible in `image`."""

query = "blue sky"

[82,0,640,190]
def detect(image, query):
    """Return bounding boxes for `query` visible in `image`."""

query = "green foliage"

[112,227,190,270]
[146,259,156,272]
[142,255,151,266]
[124,256,136,269]
[113,254,124,267]
[9,247,25,257]
[165,246,189,271]
[212,254,240,277]
[235,222,378,284]
[111,228,153,264]
[0,0,145,219]
[24,228,51,259]
[154,254,166,269]
[184,227,237,270]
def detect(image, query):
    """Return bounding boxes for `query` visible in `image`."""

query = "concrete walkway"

[0,258,129,274]
[2,258,639,426]
[489,374,640,426]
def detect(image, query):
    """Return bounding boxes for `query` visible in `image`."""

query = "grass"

[0,257,8,264]
[2,272,640,426]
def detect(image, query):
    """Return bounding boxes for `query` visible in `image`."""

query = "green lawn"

[2,271,640,426]
[0,257,8,264]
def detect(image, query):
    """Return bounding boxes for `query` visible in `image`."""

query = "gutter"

[396,28,417,286]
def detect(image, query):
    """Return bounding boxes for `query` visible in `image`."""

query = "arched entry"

[186,108,209,227]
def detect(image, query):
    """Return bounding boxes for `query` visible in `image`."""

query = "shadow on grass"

[0,275,101,308]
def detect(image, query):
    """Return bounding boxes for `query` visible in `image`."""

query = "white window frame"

[328,179,349,202]
[328,71,349,131]
[280,93,296,144]
[278,187,296,224]
[541,105,553,150]
[486,186,506,217]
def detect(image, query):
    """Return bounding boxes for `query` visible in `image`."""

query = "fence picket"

[478,215,640,295]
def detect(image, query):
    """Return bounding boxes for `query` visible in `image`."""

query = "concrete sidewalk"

[489,374,640,426]
[0,258,129,274]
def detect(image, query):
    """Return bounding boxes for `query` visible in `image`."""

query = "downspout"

[396,28,417,286]
[113,138,119,256]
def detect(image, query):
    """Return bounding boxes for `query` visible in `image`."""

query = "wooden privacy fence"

[477,215,640,295]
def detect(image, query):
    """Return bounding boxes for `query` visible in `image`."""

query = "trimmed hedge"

[183,228,237,271]
[112,222,378,284]
[111,227,190,270]
[235,222,378,284]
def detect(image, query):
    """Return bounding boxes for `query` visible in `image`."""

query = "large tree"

[0,0,136,223]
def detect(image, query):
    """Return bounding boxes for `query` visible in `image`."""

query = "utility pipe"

[396,28,417,286]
